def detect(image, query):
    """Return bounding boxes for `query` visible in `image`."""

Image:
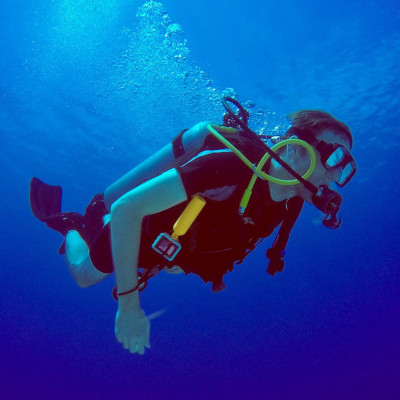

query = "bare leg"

[65,230,110,288]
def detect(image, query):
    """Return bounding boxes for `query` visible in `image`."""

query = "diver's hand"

[115,305,151,354]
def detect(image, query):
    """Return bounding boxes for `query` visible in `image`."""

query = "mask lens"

[326,146,345,168]
[337,161,356,186]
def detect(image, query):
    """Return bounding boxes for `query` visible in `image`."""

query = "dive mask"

[288,126,357,188]
[316,141,357,187]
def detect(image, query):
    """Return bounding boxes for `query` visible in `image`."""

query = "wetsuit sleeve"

[176,149,252,198]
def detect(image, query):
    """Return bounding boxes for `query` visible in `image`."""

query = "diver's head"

[285,110,357,195]
[273,110,356,228]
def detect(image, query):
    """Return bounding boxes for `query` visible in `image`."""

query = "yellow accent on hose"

[207,124,317,213]
[207,124,256,170]
[172,195,206,240]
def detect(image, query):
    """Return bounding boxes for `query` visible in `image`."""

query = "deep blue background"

[1,1,399,399]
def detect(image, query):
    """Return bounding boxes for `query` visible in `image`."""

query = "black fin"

[29,177,62,221]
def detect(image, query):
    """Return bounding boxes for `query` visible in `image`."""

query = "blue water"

[1,1,400,399]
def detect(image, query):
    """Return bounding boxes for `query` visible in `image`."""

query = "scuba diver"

[29,97,357,355]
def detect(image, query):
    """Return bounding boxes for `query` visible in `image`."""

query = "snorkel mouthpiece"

[312,185,342,229]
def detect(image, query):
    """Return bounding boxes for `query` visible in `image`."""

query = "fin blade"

[29,177,62,221]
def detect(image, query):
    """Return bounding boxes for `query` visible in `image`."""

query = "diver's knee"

[72,267,104,288]
[71,260,110,288]
[75,276,92,288]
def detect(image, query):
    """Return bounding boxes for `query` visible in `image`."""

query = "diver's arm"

[104,121,212,210]
[104,142,176,210]
[110,168,188,354]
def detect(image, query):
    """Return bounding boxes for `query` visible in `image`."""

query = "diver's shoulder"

[188,120,215,134]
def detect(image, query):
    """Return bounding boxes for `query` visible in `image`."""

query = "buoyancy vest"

[92,127,304,292]
[137,129,302,290]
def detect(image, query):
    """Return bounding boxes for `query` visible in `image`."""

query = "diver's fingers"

[116,330,133,351]
[137,334,150,354]
[136,341,145,355]
[122,338,131,350]
[115,331,129,350]
[129,339,138,354]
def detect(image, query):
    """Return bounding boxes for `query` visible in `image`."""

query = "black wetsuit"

[90,132,291,290]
